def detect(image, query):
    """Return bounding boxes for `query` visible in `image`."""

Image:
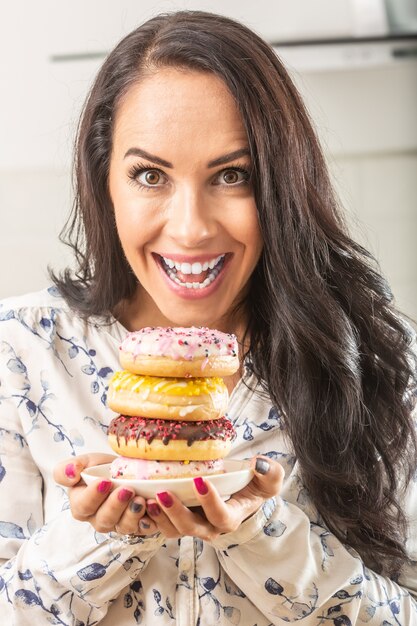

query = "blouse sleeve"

[0,321,165,624]
[0,511,164,624]
[210,490,417,624]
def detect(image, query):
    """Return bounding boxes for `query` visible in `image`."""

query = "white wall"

[1,1,416,321]
[290,63,417,321]
[330,152,417,321]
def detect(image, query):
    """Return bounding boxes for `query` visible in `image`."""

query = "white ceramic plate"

[81,459,253,507]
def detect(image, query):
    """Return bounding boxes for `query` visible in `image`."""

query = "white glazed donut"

[119,326,239,377]
[107,371,229,421]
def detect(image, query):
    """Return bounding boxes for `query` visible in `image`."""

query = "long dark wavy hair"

[51,10,417,576]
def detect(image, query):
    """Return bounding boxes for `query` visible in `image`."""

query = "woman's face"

[109,68,263,331]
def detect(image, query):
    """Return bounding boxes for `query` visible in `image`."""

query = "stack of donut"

[107,327,239,480]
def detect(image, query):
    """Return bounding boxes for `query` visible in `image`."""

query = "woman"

[0,10,416,625]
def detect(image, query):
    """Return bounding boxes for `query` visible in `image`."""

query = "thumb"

[53,453,116,486]
[248,456,284,499]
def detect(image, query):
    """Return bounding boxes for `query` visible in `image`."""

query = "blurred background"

[1,0,416,320]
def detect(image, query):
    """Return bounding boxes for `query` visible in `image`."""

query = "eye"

[216,166,250,186]
[127,164,168,190]
[142,170,161,185]
[136,169,166,187]
[223,170,240,184]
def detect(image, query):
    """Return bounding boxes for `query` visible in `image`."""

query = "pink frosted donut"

[119,326,239,377]
[110,456,224,480]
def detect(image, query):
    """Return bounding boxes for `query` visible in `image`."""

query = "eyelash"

[127,164,157,192]
[127,161,251,191]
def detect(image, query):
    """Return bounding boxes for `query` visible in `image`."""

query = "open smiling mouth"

[156,254,226,289]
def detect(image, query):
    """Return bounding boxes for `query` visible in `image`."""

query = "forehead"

[111,68,248,156]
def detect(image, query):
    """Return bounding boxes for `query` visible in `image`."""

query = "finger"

[191,477,242,534]
[146,498,182,538]
[112,496,147,535]
[93,486,137,533]
[154,492,216,540]
[69,478,114,520]
[54,453,116,486]
[245,456,285,499]
[137,515,159,535]
[226,457,284,519]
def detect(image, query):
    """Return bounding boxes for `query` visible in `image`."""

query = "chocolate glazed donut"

[108,415,236,461]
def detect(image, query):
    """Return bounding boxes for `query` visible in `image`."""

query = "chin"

[160,305,224,329]
[164,313,215,329]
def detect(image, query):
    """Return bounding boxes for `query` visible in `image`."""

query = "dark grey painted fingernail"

[129,501,143,514]
[255,458,270,475]
[140,519,151,529]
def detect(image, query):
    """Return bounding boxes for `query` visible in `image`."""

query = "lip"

[152,252,232,300]
[155,252,226,263]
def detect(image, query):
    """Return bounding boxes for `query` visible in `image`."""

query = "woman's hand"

[54,454,158,536]
[142,456,284,541]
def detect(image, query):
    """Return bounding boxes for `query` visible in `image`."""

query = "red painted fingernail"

[118,488,133,502]
[157,491,173,508]
[65,463,76,479]
[194,477,208,495]
[97,480,112,494]
[147,502,161,516]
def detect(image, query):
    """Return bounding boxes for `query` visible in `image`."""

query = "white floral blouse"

[0,287,416,625]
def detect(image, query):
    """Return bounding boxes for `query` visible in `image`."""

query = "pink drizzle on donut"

[120,326,238,361]
[110,456,224,480]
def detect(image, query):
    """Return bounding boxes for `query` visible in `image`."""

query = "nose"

[164,184,218,248]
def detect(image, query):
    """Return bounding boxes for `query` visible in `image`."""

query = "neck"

[223,368,243,394]
[114,288,250,344]
[113,290,250,393]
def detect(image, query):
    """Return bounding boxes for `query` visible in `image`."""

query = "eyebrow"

[124,147,173,168]
[123,146,251,168]
[207,147,251,168]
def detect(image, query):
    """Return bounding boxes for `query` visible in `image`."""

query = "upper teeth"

[162,255,224,275]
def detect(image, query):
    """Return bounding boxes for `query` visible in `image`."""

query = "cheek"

[110,169,142,227]
[112,201,147,259]
[113,202,134,243]
[231,202,262,251]
[112,189,161,246]
[241,210,263,266]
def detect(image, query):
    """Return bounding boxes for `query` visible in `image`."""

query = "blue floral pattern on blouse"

[0,288,416,625]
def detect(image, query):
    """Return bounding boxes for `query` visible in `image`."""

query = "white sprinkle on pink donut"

[120,326,238,361]
[110,456,224,479]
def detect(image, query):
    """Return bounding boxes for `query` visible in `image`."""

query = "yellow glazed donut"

[107,415,236,461]
[107,371,229,421]
[119,326,239,377]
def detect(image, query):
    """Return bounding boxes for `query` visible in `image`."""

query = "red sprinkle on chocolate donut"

[109,414,236,447]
